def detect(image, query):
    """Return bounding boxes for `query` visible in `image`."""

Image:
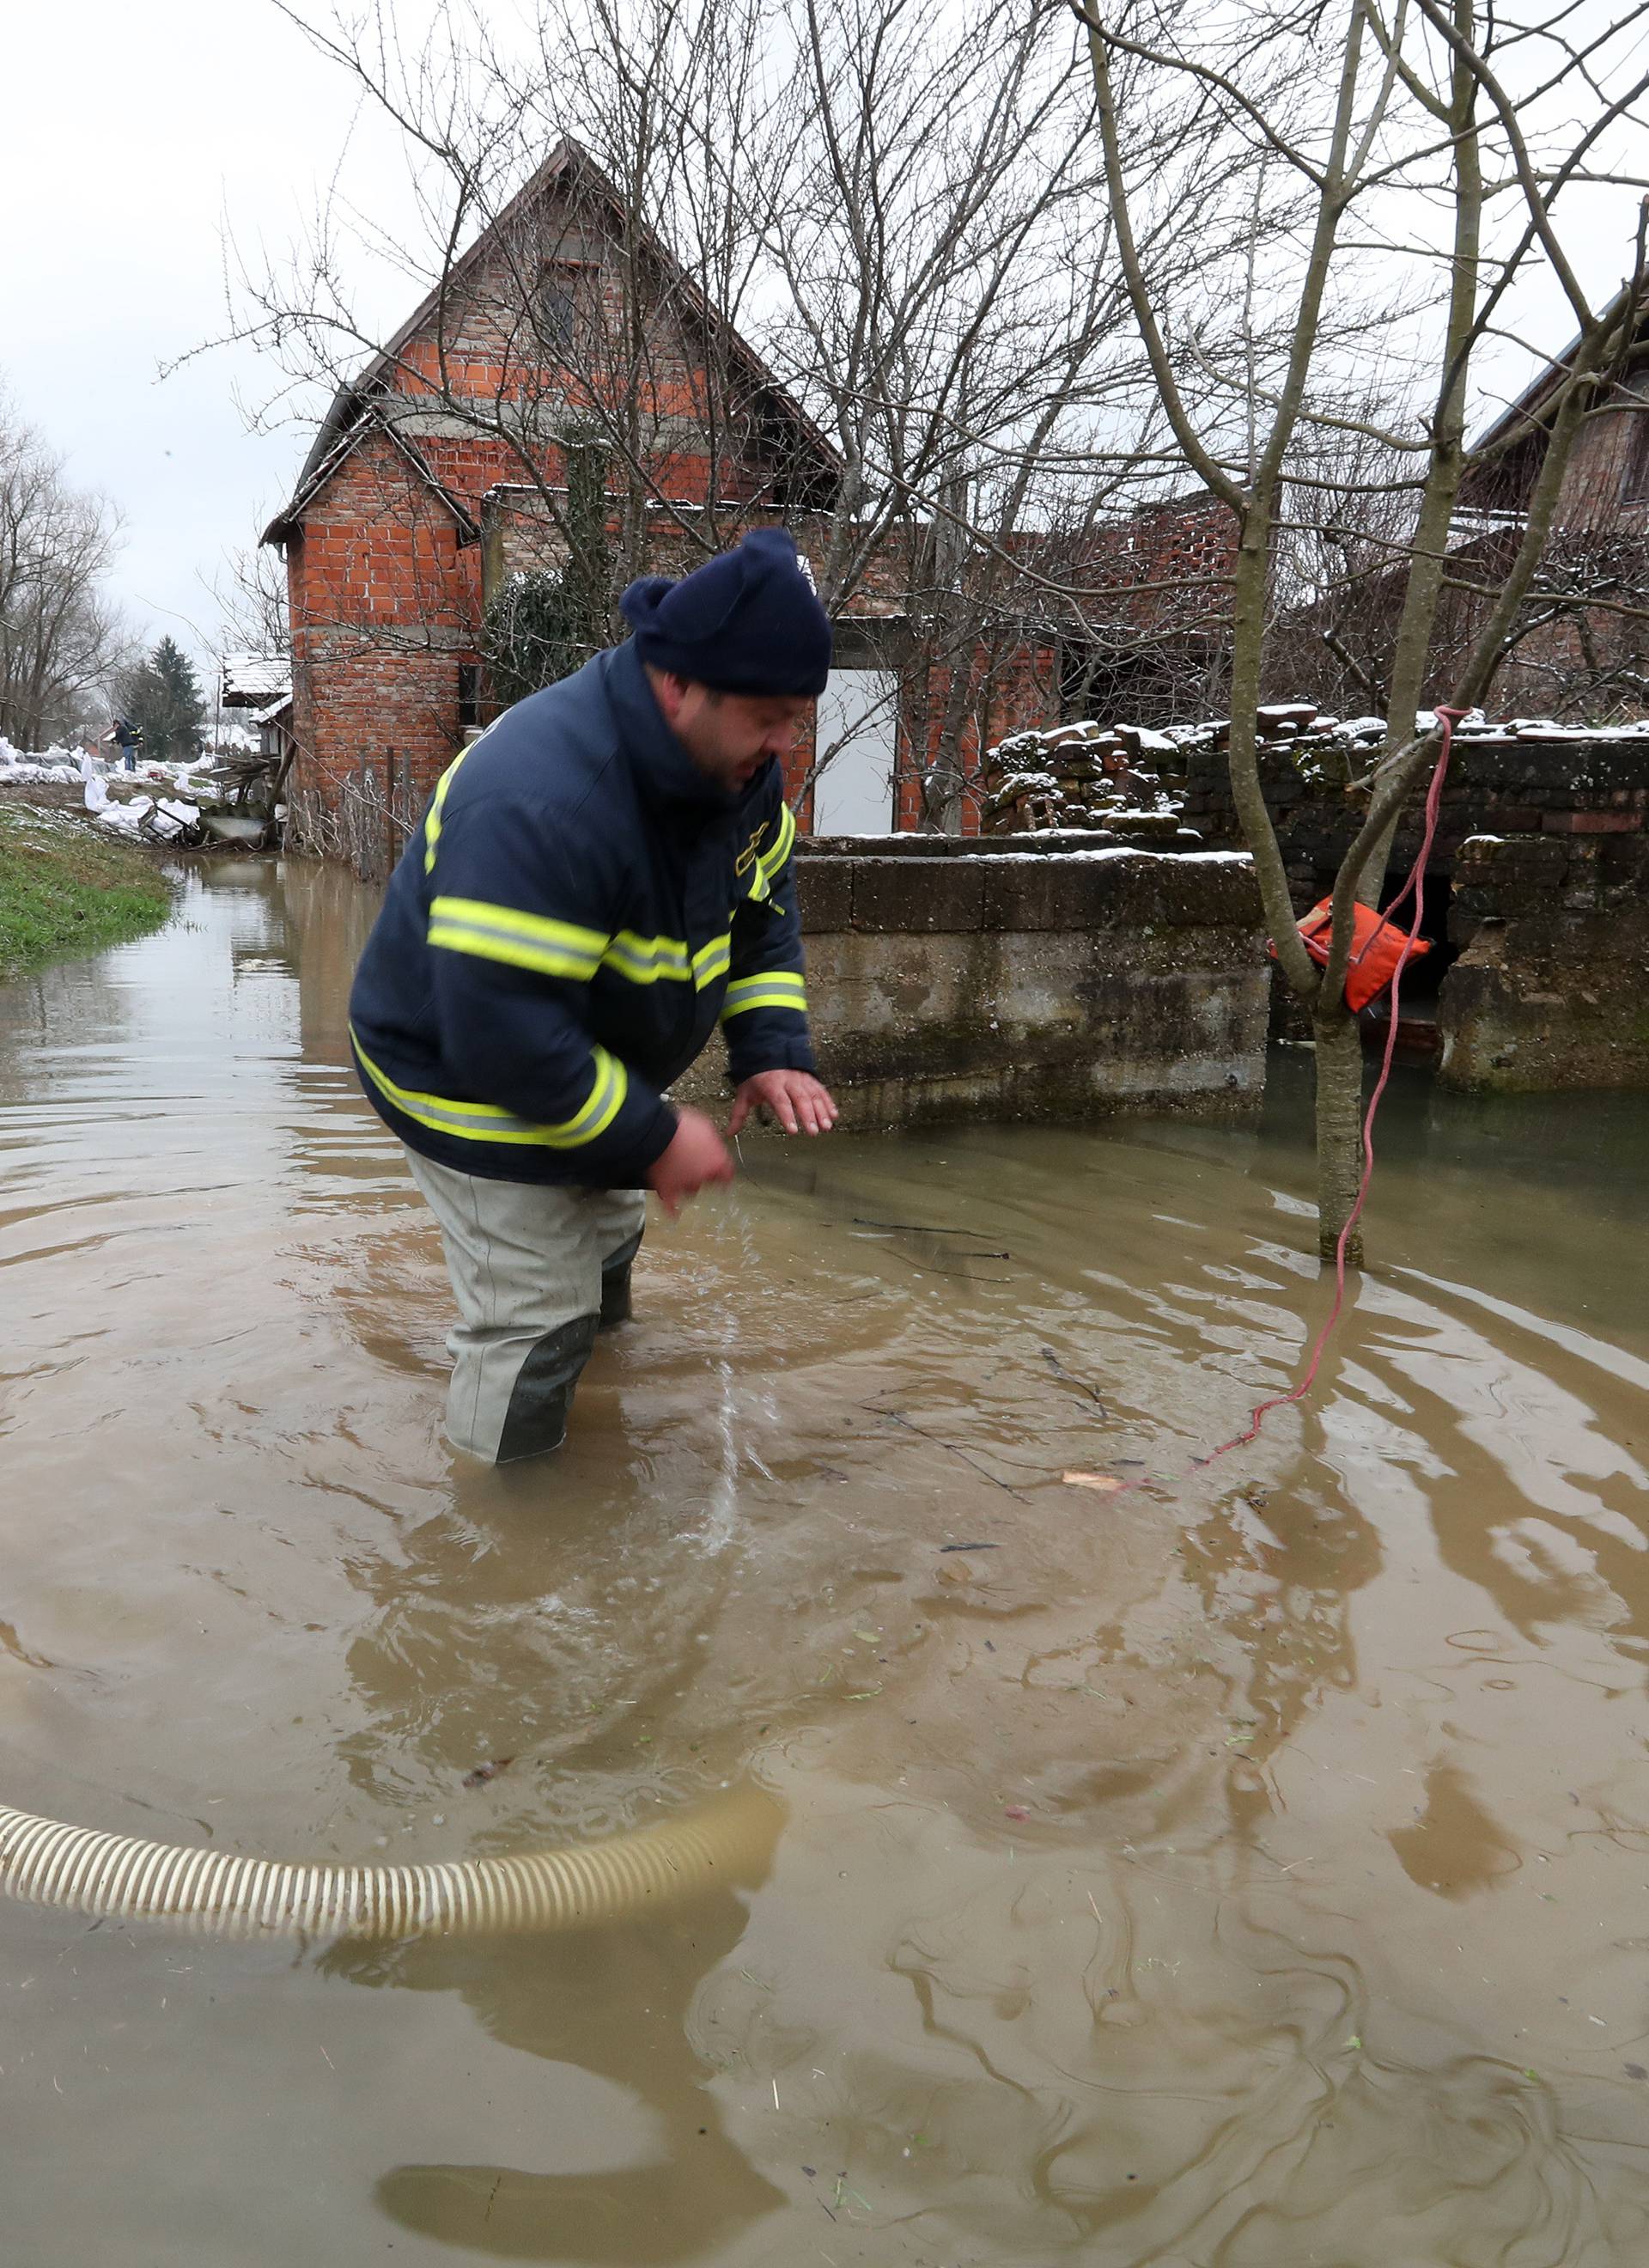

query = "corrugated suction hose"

[0,1782,779,1939]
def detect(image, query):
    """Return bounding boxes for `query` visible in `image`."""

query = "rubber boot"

[495,1313,599,1462]
[599,1229,643,1332]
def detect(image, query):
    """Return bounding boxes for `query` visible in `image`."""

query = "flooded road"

[1,855,1646,2265]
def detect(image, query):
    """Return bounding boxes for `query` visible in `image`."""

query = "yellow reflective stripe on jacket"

[692,935,731,988]
[423,747,472,875]
[597,930,732,990]
[352,1030,627,1149]
[428,897,607,981]
[743,804,796,904]
[721,970,807,1020]
[758,804,796,885]
[602,930,691,985]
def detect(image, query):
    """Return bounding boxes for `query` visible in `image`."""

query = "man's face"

[650,671,815,792]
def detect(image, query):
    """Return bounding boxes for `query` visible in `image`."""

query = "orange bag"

[1276,898,1430,1011]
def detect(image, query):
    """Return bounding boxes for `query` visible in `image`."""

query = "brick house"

[263,136,1237,850]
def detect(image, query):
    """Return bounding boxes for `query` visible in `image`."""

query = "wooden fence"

[284,749,422,883]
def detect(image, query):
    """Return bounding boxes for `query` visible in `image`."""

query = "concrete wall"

[1181,724,1649,1089]
[1439,831,1649,1090]
[673,839,1269,1128]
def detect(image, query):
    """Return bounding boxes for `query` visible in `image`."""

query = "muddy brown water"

[1,856,1646,2265]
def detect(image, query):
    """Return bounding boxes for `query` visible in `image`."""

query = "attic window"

[534,261,595,355]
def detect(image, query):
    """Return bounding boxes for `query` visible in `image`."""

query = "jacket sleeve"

[721,779,818,1082]
[425,787,677,1181]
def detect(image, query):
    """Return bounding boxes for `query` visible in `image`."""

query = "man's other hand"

[645,1107,735,1217]
[727,1070,839,1137]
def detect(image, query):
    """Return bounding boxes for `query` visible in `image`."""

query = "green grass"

[0,804,174,980]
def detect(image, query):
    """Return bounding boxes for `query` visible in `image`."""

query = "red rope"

[1185,706,1465,1468]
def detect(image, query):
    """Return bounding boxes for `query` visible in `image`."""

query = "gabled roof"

[1467,280,1646,458]
[263,399,483,546]
[219,653,292,705]
[262,137,841,546]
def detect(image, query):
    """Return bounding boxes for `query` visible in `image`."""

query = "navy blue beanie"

[619,528,832,697]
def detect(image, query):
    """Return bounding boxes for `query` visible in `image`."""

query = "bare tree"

[222,0,821,601]
[1073,0,1649,1259]
[0,392,130,748]
[750,0,1285,820]
[1263,384,1429,716]
[216,0,1269,826]
[210,540,291,661]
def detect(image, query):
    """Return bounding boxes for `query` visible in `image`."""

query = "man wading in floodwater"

[349,528,839,1462]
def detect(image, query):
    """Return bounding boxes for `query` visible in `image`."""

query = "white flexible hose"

[0,1783,779,1938]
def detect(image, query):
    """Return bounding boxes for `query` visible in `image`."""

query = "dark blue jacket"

[349,639,815,1186]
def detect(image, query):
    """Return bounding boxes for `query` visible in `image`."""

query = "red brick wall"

[896,642,1060,832]
[288,429,483,815]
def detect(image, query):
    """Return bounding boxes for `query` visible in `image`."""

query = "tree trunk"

[1312,998,1365,1264]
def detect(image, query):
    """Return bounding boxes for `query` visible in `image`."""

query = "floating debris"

[460,1756,516,1789]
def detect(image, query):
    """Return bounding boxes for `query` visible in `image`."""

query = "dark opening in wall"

[1057,633,1228,729]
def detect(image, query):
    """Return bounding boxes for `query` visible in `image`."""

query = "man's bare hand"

[727,1070,839,1137]
[645,1106,735,1217]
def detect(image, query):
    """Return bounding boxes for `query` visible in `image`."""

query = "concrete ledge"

[1439,831,1649,1090]
[849,857,985,933]
[795,859,852,933]
[804,829,1123,857]
[697,842,1269,1126]
[798,841,1262,936]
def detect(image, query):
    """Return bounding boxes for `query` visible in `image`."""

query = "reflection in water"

[327,1899,783,2263]
[1390,1761,1524,1898]
[0,858,1647,2264]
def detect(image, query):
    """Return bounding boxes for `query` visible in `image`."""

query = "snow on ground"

[77,753,198,838]
[0,738,87,784]
[0,741,208,840]
[87,793,200,841]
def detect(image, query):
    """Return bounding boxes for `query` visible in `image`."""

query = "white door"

[812,668,898,834]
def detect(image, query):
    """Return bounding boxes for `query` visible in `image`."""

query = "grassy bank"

[0,804,173,980]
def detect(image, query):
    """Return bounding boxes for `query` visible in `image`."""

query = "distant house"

[261,136,1237,849]
[250,695,295,772]
[1458,288,1649,530]
[1266,292,1649,723]
[262,137,898,842]
[1438,289,1649,715]
[218,653,293,711]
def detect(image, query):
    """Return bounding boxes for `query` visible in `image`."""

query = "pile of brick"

[985,701,1649,851]
[981,701,1392,839]
[982,720,1190,840]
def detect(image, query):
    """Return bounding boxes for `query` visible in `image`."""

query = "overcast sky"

[3,1,409,681]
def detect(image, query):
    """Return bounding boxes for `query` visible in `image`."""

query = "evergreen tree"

[116,636,207,763]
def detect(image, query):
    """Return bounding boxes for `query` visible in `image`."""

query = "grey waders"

[405,1151,647,1462]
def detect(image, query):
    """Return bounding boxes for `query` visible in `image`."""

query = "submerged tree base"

[0,805,173,980]
[1313,1004,1367,1267]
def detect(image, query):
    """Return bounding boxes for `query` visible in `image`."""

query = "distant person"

[109,718,142,771]
[350,528,839,1465]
